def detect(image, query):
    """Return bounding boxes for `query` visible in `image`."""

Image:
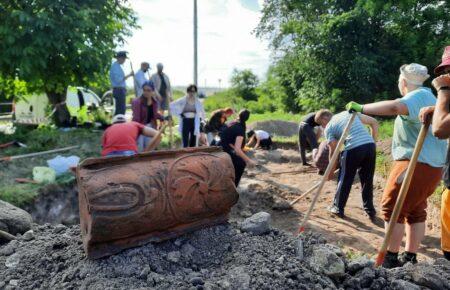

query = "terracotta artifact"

[77,147,238,259]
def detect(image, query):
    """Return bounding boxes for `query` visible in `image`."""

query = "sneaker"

[382,251,400,269]
[398,252,418,265]
[328,205,345,218]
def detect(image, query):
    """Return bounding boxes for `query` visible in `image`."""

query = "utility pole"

[193,0,198,87]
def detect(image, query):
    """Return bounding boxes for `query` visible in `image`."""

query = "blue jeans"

[106,150,136,157]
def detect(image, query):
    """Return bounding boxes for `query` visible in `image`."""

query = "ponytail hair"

[238,109,250,135]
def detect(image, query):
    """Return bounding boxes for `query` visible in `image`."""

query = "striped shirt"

[325,111,374,151]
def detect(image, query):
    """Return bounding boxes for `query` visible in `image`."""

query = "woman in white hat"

[346,63,447,268]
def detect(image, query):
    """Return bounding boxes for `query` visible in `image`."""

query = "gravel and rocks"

[0,200,32,236]
[0,222,449,290]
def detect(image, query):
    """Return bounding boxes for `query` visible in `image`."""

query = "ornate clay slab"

[77,147,238,259]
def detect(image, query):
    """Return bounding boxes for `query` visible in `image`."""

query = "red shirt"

[101,121,145,156]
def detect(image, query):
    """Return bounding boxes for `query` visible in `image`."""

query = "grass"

[249,111,302,123]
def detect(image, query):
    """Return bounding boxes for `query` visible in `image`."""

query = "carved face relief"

[166,153,237,222]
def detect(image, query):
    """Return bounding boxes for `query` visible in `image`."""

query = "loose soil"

[240,149,443,261]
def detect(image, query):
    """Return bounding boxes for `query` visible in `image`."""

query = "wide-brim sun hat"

[400,63,430,85]
[435,46,450,75]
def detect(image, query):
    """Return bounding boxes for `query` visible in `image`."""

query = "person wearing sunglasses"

[131,81,164,151]
[170,84,206,148]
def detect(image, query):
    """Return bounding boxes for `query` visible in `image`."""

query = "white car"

[13,86,114,125]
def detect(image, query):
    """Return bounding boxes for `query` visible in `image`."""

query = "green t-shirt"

[392,87,446,168]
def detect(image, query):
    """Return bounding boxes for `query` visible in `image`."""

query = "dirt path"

[239,149,442,261]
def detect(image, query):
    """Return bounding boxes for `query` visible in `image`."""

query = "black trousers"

[228,152,246,187]
[298,123,318,164]
[260,137,273,150]
[333,142,376,214]
[113,87,126,115]
[182,118,196,147]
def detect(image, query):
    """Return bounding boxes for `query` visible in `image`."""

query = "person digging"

[346,63,447,268]
[419,46,450,261]
[324,111,379,220]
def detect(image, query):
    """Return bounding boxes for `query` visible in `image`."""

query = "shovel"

[296,112,357,235]
[374,119,430,267]
[144,124,167,152]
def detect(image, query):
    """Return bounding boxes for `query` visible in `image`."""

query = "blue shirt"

[393,87,446,167]
[110,61,126,88]
[325,111,374,151]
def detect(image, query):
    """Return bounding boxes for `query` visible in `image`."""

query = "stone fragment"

[308,244,345,278]
[0,200,32,235]
[240,212,271,235]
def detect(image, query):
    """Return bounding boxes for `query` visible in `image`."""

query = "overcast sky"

[121,0,270,87]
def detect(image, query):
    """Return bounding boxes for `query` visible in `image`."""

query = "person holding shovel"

[419,46,450,261]
[109,51,134,115]
[324,111,379,219]
[346,63,447,268]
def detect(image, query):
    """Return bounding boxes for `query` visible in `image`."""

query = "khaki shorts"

[382,160,442,224]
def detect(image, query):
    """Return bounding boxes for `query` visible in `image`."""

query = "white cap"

[400,63,429,85]
[112,114,127,124]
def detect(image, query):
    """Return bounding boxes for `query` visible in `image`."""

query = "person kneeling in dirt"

[204,109,227,145]
[346,63,447,268]
[246,130,273,150]
[419,46,450,261]
[101,114,162,157]
[324,111,378,220]
[298,109,332,166]
[218,109,257,186]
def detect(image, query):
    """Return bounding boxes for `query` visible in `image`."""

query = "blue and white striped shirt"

[325,111,374,151]
[109,61,126,88]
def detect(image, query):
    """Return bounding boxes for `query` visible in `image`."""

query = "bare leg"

[405,222,425,253]
[385,222,405,252]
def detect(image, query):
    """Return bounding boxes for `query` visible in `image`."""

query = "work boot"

[328,205,345,218]
[398,251,418,265]
[382,251,400,269]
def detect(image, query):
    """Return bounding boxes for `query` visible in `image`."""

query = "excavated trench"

[23,182,79,226]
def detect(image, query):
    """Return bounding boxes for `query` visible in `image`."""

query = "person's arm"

[347,99,408,116]
[358,113,379,141]
[315,127,322,141]
[254,136,261,149]
[431,75,450,138]
[131,99,139,122]
[246,135,255,147]
[327,140,338,180]
[142,126,163,151]
[233,136,255,166]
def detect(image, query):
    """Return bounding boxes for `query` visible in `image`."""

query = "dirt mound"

[248,120,298,137]
[1,222,449,289]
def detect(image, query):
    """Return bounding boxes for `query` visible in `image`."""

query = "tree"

[256,0,450,112]
[230,69,259,101]
[0,1,138,125]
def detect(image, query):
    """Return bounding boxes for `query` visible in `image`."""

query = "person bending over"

[219,109,256,186]
[101,114,161,157]
[298,109,333,165]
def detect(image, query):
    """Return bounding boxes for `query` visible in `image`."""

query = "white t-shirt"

[255,130,270,140]
[134,69,149,97]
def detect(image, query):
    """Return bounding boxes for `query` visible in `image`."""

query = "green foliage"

[0,184,40,207]
[172,90,184,100]
[230,69,259,101]
[256,0,450,112]
[0,1,138,105]
[203,90,246,113]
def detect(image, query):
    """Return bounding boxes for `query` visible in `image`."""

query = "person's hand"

[432,74,450,91]
[345,101,363,113]
[246,159,257,168]
[419,106,435,123]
